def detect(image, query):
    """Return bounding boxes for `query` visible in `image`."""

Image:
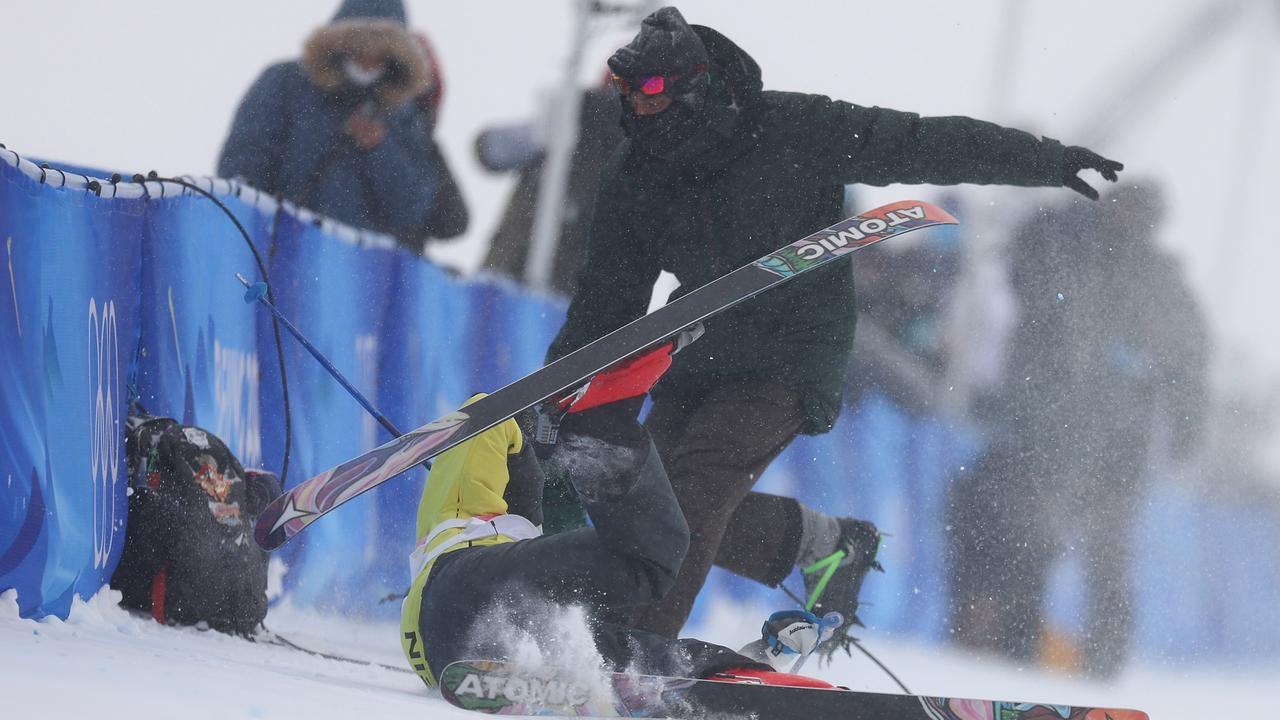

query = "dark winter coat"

[999,184,1207,459]
[549,26,1073,434]
[217,4,453,245]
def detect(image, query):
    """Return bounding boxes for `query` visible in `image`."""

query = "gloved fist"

[1062,145,1123,200]
[533,341,673,447]
[767,613,823,657]
[533,324,704,447]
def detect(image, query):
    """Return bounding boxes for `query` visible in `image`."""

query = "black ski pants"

[414,433,762,682]
[620,381,808,638]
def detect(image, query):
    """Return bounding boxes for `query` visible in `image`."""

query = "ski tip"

[870,199,959,226]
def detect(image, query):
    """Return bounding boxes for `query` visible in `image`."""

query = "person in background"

[544,6,1124,657]
[477,79,624,296]
[218,0,465,252]
[947,181,1208,678]
[845,194,966,413]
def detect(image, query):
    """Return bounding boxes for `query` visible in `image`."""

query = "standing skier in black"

[544,6,1124,651]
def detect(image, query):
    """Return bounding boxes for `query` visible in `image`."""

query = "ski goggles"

[610,64,706,96]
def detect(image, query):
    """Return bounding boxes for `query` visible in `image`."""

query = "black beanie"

[331,0,407,25]
[608,6,709,78]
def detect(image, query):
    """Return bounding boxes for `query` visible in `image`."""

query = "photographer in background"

[218,0,465,251]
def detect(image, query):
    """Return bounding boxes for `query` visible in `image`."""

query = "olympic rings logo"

[88,298,120,571]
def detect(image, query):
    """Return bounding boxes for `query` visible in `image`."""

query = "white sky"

[3,0,1278,388]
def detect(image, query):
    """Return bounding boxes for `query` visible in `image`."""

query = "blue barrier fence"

[2,148,1278,663]
[0,153,567,619]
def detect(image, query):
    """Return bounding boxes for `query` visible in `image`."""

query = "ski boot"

[799,518,883,661]
[738,609,845,673]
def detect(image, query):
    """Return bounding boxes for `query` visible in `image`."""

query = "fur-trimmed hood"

[301,17,430,110]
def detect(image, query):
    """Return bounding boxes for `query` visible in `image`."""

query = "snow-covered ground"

[2,587,1272,719]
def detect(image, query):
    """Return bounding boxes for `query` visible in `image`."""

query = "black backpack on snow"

[111,409,280,636]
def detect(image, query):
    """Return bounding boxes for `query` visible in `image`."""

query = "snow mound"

[0,587,453,720]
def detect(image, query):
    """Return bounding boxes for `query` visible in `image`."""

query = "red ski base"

[712,667,838,689]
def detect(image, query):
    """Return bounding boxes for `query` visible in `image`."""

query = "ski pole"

[235,272,403,438]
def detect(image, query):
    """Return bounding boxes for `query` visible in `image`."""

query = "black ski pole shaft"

[235,272,403,438]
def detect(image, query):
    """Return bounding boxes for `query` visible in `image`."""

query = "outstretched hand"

[1062,146,1123,200]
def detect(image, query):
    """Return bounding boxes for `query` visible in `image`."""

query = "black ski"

[438,659,1149,720]
[254,200,957,551]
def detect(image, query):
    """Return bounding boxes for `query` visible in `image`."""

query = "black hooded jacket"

[549,27,1068,433]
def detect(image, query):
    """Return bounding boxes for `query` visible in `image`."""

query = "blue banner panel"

[0,160,141,618]
[255,211,399,610]
[133,193,271,465]
[353,255,474,612]
[459,279,566,395]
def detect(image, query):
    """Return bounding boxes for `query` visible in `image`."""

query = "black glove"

[1062,146,1123,200]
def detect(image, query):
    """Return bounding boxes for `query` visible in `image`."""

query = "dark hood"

[609,6,708,77]
[690,25,763,113]
[613,16,764,166]
[649,25,762,168]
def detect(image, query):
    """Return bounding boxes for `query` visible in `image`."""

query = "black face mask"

[619,80,708,156]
